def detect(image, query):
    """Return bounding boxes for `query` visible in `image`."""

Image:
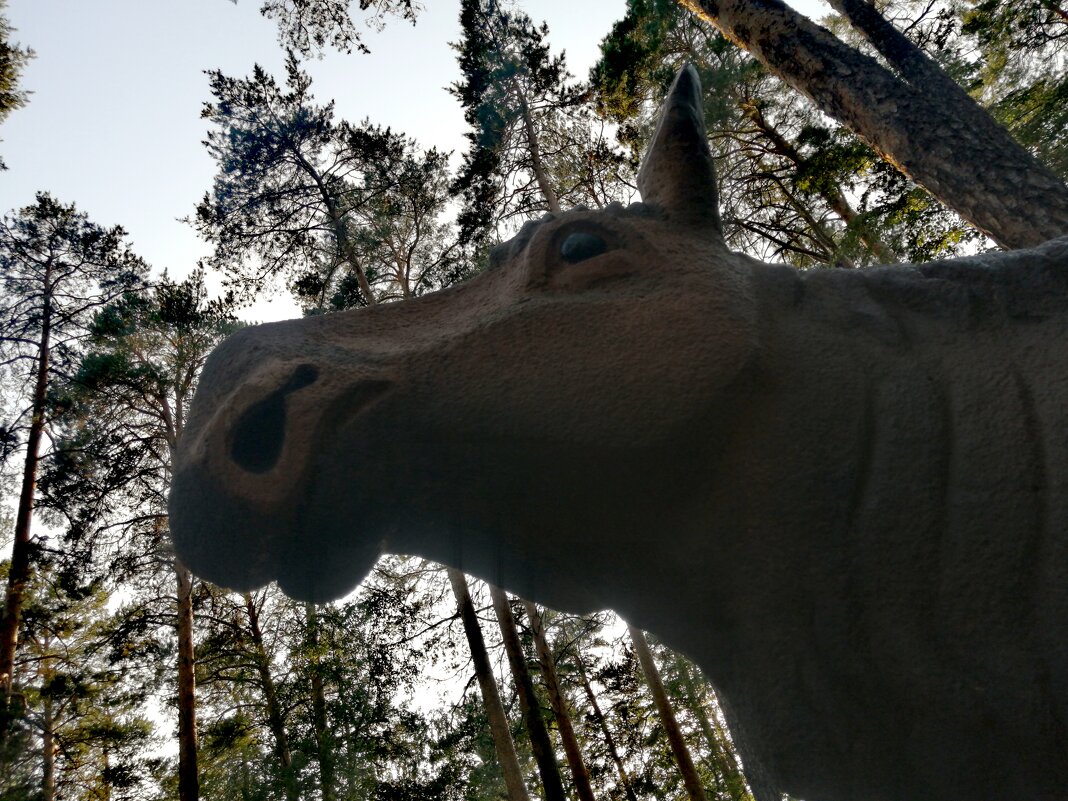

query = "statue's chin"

[273,529,382,604]
[168,466,280,592]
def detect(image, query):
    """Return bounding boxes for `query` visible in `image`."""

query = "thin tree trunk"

[41,692,55,801]
[520,600,597,801]
[175,559,200,801]
[679,0,1068,248]
[0,276,51,712]
[244,592,298,801]
[519,94,562,214]
[306,603,336,801]
[289,144,378,305]
[828,0,979,107]
[573,649,639,801]
[627,624,709,801]
[675,656,747,801]
[447,569,532,801]
[489,586,567,801]
[101,747,112,801]
[741,100,898,263]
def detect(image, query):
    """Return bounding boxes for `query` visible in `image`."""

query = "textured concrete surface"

[170,66,1068,801]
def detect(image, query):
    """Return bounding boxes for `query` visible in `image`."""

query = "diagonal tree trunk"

[521,600,597,801]
[678,0,1068,248]
[489,586,567,801]
[447,569,532,801]
[518,92,562,214]
[0,272,51,717]
[573,649,640,801]
[827,0,977,105]
[628,624,709,801]
[675,656,747,801]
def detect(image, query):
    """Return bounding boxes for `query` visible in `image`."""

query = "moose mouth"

[171,375,395,596]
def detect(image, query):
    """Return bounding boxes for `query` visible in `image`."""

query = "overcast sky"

[0,0,827,321]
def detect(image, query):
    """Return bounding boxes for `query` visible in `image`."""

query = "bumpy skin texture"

[170,67,1068,801]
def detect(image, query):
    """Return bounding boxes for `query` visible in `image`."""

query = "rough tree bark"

[521,600,597,801]
[447,570,532,801]
[627,624,709,801]
[489,586,567,801]
[678,0,1068,248]
[175,560,200,801]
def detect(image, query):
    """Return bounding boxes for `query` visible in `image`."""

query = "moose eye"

[560,231,608,263]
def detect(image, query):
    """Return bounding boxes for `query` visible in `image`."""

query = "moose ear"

[637,64,722,236]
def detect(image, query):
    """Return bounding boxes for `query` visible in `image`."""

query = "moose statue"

[170,66,1068,801]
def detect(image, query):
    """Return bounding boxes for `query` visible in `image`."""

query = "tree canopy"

[2,0,1067,798]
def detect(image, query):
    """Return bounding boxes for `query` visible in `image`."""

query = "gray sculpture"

[169,66,1068,801]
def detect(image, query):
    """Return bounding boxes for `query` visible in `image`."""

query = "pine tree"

[195,54,464,309]
[447,570,531,801]
[0,193,146,733]
[47,269,239,800]
[450,0,630,247]
[677,0,1068,247]
[593,0,972,266]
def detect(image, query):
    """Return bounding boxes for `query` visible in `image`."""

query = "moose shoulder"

[169,66,1068,801]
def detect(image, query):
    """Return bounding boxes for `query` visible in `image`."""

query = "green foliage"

[953,0,1068,180]
[0,0,33,170]
[0,191,148,550]
[41,270,237,569]
[196,54,465,310]
[591,0,982,266]
[0,192,148,381]
[450,0,632,246]
[1,555,160,801]
[256,0,420,56]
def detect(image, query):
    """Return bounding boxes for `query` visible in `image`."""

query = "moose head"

[170,66,1068,801]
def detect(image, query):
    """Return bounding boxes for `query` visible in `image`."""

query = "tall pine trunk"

[447,569,532,801]
[680,0,1068,247]
[627,624,709,801]
[521,600,597,801]
[306,603,336,801]
[518,93,562,214]
[175,559,200,801]
[41,691,55,801]
[0,275,51,713]
[573,649,639,801]
[244,592,298,801]
[489,586,567,801]
[675,656,747,801]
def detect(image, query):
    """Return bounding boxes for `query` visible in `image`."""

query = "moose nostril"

[230,364,319,474]
[287,363,318,391]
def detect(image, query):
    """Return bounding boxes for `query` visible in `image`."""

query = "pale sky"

[0,0,829,321]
